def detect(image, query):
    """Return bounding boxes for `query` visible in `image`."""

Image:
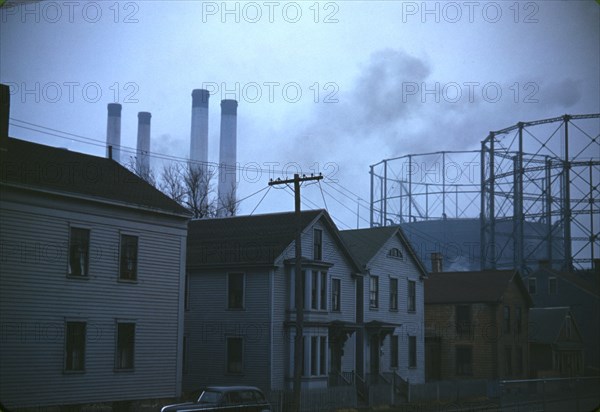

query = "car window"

[224,391,242,405]
[252,390,266,403]
[198,390,222,404]
[238,390,256,404]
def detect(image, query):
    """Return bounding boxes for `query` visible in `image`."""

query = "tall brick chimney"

[431,252,443,273]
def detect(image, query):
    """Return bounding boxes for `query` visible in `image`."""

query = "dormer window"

[388,248,402,259]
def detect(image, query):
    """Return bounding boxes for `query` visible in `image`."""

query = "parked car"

[161,386,272,412]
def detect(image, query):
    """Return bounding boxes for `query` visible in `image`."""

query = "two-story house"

[0,86,190,411]
[424,269,532,381]
[0,138,190,410]
[524,262,599,375]
[529,307,584,378]
[339,226,428,386]
[184,210,363,402]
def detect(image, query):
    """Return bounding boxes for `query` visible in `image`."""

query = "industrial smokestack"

[217,99,238,217]
[136,112,151,179]
[106,103,122,162]
[190,89,210,168]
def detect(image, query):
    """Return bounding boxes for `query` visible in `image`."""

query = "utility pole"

[268,173,323,412]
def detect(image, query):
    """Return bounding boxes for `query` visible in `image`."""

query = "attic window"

[388,248,403,259]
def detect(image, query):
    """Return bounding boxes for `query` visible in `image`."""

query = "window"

[548,277,557,295]
[320,272,327,310]
[115,323,135,370]
[503,306,511,334]
[310,270,327,311]
[528,277,537,294]
[226,337,243,374]
[408,280,416,312]
[369,276,379,309]
[69,228,89,276]
[313,229,323,261]
[331,278,341,312]
[311,271,318,310]
[516,346,523,375]
[311,337,318,376]
[185,274,190,311]
[228,273,244,309]
[456,305,471,337]
[390,278,398,310]
[119,234,138,280]
[320,336,327,375]
[455,346,472,376]
[65,322,86,371]
[183,335,189,374]
[515,306,522,334]
[388,248,402,259]
[409,336,417,368]
[390,335,399,368]
[565,315,572,338]
[309,336,327,376]
[505,346,512,376]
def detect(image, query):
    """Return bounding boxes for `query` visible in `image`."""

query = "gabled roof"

[1,138,189,217]
[528,266,600,297]
[340,226,428,277]
[425,269,533,306]
[187,209,363,271]
[529,307,582,345]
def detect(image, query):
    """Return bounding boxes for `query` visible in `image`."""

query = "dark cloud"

[540,78,582,108]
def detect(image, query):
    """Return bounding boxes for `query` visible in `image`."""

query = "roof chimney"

[190,89,210,169]
[431,252,443,273]
[1,83,10,150]
[106,103,122,162]
[136,112,151,178]
[217,99,238,217]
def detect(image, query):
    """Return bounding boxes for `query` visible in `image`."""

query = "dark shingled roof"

[529,307,571,344]
[0,138,189,216]
[340,226,428,276]
[187,209,324,268]
[425,269,532,305]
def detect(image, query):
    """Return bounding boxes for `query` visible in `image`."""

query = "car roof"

[203,386,263,392]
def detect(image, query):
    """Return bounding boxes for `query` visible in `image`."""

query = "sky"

[1,0,599,230]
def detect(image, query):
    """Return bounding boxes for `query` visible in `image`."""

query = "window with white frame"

[409,336,417,368]
[308,335,327,376]
[119,234,138,281]
[68,227,89,277]
[388,248,403,259]
[369,276,379,309]
[115,322,135,370]
[408,280,416,312]
[390,277,398,310]
[528,277,537,294]
[228,273,244,309]
[548,277,557,295]
[226,337,243,374]
[65,321,86,371]
[331,278,341,312]
[313,229,323,261]
[291,269,328,311]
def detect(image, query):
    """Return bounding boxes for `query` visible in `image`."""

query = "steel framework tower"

[370,113,600,271]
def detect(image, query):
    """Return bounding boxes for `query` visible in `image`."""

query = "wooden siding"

[363,233,426,383]
[184,215,360,392]
[183,269,273,393]
[0,189,187,409]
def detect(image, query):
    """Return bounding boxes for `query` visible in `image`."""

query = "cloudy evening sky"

[1,0,599,229]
